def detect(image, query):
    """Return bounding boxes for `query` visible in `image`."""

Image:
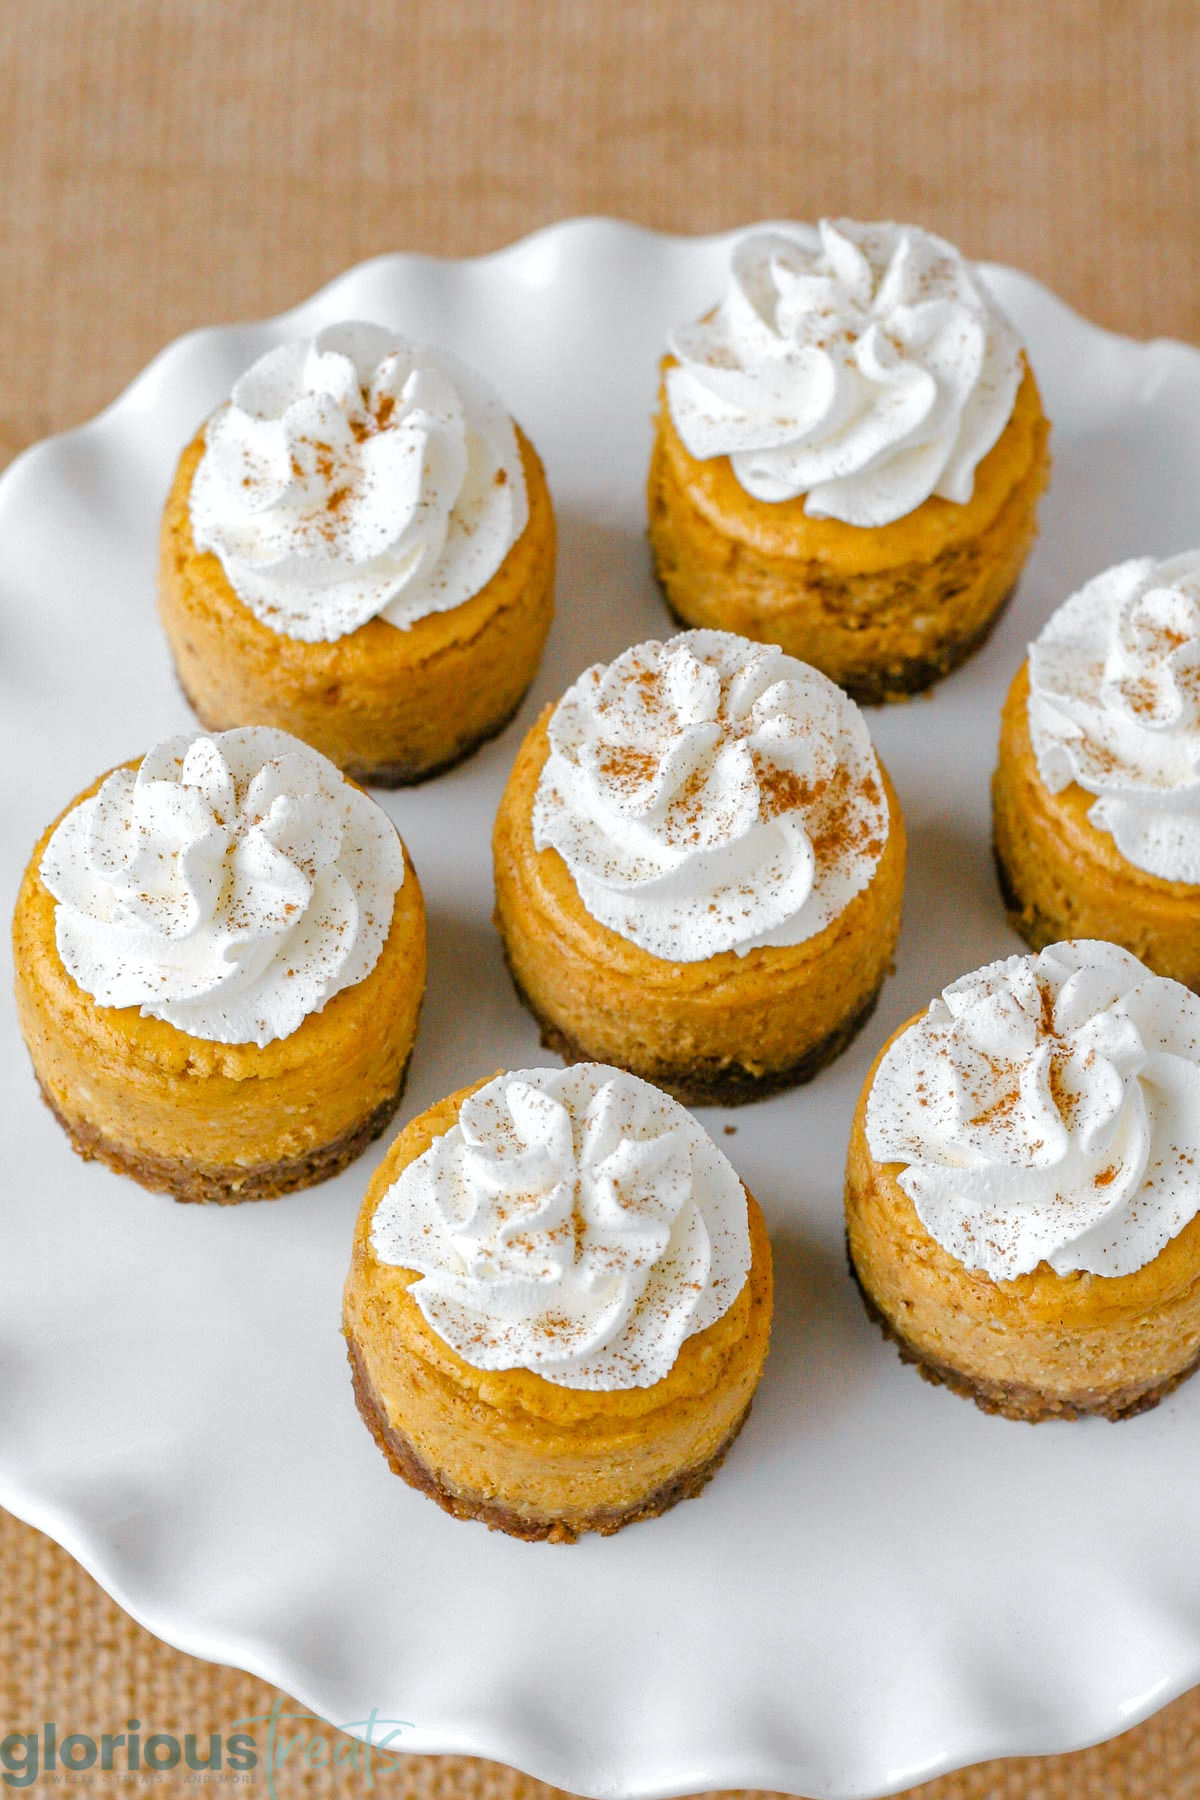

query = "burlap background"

[2,3,1198,1794]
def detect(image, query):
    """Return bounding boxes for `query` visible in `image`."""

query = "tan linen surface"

[2,3,1199,1796]
[2,1507,1198,1798]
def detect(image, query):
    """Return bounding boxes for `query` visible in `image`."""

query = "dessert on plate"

[493,627,905,1104]
[343,1061,773,1540]
[994,550,1200,990]
[649,219,1051,702]
[845,939,1200,1420]
[12,726,425,1201]
[159,320,556,784]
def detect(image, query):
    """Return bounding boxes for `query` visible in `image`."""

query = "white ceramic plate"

[3,222,1200,1800]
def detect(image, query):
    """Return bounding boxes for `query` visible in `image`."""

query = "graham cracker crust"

[346,1336,752,1542]
[992,831,1059,954]
[847,1240,1200,1423]
[175,669,529,789]
[661,580,1018,707]
[37,1060,410,1204]
[341,689,531,788]
[503,949,886,1107]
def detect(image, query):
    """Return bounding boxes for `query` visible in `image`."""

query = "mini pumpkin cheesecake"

[159,321,556,785]
[846,940,1200,1421]
[343,1062,773,1541]
[13,727,426,1201]
[494,628,905,1104]
[994,551,1200,991]
[649,220,1050,703]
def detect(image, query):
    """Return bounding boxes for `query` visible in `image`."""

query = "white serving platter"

[2,220,1200,1799]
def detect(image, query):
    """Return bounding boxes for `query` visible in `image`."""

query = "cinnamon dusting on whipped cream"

[1028,550,1200,884]
[39,727,405,1047]
[866,940,1200,1280]
[533,629,889,961]
[666,219,1022,527]
[189,320,528,643]
[369,1063,751,1390]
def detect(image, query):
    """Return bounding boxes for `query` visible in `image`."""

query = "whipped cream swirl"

[40,727,406,1047]
[532,629,889,961]
[666,219,1022,528]
[865,941,1200,1280]
[370,1063,751,1390]
[189,321,528,642]
[1028,551,1200,884]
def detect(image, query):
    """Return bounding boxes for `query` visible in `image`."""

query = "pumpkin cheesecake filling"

[494,628,905,1103]
[846,941,1200,1420]
[13,727,426,1201]
[159,321,556,785]
[995,551,1200,991]
[649,220,1050,702]
[343,1065,773,1540]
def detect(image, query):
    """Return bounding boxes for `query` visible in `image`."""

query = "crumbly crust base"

[992,828,1062,954]
[663,583,1017,706]
[177,672,528,789]
[36,1060,410,1204]
[346,1336,752,1542]
[504,948,886,1106]
[847,1240,1200,1423]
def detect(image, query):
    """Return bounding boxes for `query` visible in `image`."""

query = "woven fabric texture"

[2,3,1199,1795]
[2,1509,1199,1796]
